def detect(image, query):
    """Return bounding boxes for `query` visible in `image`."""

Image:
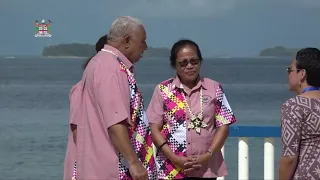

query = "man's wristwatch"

[206,150,214,158]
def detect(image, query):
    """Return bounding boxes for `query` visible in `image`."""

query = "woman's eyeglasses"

[287,67,301,73]
[177,59,201,67]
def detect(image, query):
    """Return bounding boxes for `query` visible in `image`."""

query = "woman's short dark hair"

[296,47,320,87]
[95,35,108,52]
[82,35,108,70]
[169,39,203,68]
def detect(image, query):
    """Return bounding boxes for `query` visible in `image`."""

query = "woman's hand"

[195,153,211,165]
[184,153,211,171]
[172,156,200,173]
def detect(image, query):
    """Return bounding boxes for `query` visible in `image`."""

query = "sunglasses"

[287,67,301,73]
[177,58,201,67]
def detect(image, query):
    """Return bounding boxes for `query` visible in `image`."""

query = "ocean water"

[0,56,294,179]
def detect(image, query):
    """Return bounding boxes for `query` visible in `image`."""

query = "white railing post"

[238,137,249,180]
[217,146,225,180]
[264,138,274,180]
[221,145,225,158]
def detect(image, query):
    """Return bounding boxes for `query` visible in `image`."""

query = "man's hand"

[129,161,149,180]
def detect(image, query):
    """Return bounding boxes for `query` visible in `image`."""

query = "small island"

[42,43,170,58]
[259,46,300,57]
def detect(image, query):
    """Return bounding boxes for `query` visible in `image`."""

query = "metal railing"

[217,126,280,180]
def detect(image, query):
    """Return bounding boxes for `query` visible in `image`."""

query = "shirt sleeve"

[214,84,236,127]
[281,99,302,157]
[69,83,81,125]
[146,85,165,125]
[93,63,128,129]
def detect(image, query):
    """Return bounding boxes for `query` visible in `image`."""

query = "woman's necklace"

[181,87,208,134]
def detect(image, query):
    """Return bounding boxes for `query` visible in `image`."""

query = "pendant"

[187,116,208,134]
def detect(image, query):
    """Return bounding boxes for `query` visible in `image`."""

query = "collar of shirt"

[170,76,207,92]
[103,44,133,70]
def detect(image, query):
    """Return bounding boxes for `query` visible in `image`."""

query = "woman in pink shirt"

[147,39,236,180]
[63,34,108,180]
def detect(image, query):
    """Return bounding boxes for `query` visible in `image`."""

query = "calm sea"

[0,56,294,179]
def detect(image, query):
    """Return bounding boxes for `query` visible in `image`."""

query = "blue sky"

[0,0,319,56]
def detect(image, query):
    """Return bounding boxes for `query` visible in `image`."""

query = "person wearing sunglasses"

[147,39,236,180]
[279,48,320,180]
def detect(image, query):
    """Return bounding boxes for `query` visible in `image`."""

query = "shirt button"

[188,142,191,145]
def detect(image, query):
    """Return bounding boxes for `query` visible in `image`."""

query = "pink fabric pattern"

[109,52,157,180]
[72,161,77,180]
[157,79,186,179]
[214,84,236,127]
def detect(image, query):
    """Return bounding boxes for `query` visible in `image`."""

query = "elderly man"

[75,16,156,180]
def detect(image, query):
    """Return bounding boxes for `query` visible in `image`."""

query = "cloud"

[119,0,236,18]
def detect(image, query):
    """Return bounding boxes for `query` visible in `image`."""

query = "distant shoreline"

[259,46,300,57]
[44,56,87,59]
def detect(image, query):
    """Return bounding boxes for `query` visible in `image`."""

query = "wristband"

[158,141,167,151]
[206,150,214,158]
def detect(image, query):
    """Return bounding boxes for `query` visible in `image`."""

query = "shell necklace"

[181,86,208,134]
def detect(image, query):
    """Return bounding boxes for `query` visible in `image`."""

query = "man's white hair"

[107,16,143,41]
